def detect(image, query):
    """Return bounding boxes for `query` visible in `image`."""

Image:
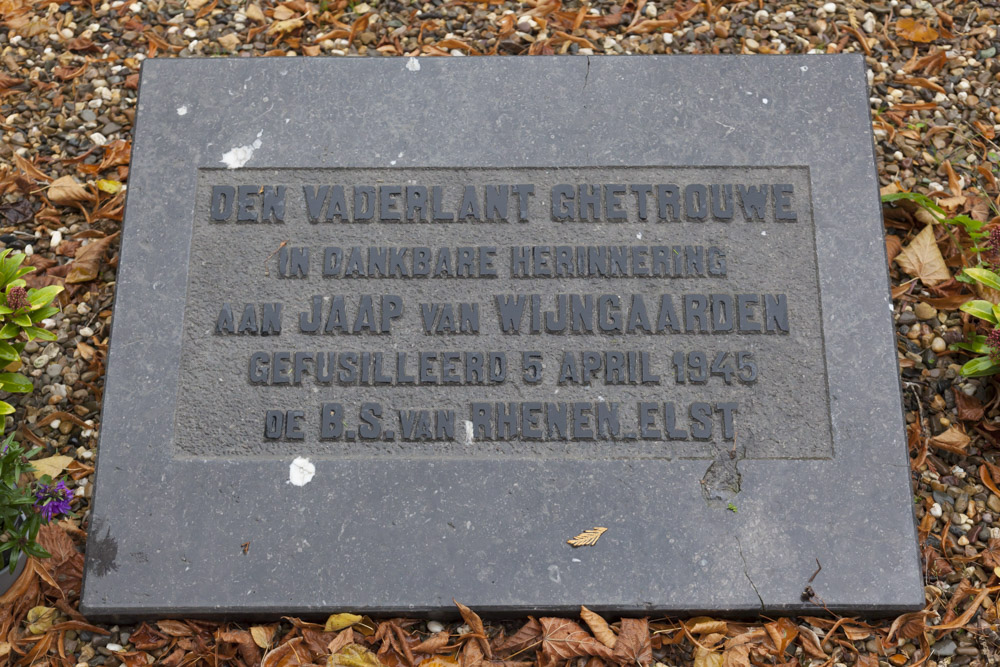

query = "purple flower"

[5,286,28,312]
[988,328,1000,360]
[34,480,72,521]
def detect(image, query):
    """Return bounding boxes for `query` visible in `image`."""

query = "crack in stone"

[736,534,764,610]
[583,56,590,90]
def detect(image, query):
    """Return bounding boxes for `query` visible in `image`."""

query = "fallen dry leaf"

[26,606,57,635]
[580,606,616,649]
[929,426,971,454]
[896,18,939,42]
[612,618,651,666]
[886,235,902,263]
[895,225,951,286]
[326,613,363,632]
[456,600,491,659]
[251,624,277,648]
[327,643,383,667]
[412,631,450,654]
[495,617,542,657]
[539,617,613,662]
[686,618,728,635]
[567,527,607,547]
[65,232,119,284]
[31,454,73,480]
[46,175,92,206]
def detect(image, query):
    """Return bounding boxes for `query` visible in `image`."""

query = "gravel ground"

[1,0,999,665]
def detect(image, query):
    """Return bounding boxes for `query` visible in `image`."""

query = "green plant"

[882,191,986,247]
[882,191,1000,376]
[727,502,738,513]
[0,248,63,428]
[949,265,1000,376]
[0,434,71,573]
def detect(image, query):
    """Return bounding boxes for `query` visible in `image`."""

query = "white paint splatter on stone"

[176,105,188,115]
[406,57,421,72]
[221,130,263,169]
[289,457,315,486]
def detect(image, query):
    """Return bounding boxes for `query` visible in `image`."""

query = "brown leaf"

[0,72,23,91]
[693,646,723,667]
[580,607,616,649]
[685,618,728,635]
[981,538,1000,569]
[567,527,607,547]
[612,618,651,666]
[929,425,971,454]
[895,225,950,286]
[47,175,93,206]
[495,617,542,657]
[763,618,797,657]
[328,643,384,667]
[895,18,939,42]
[328,628,355,655]
[65,232,119,284]
[130,623,168,650]
[886,235,902,264]
[263,637,308,667]
[461,638,486,667]
[413,631,451,654]
[796,626,825,660]
[955,391,985,421]
[218,628,263,666]
[886,610,933,644]
[252,624,279,648]
[456,601,491,659]
[539,617,613,662]
[156,620,195,637]
[721,644,750,667]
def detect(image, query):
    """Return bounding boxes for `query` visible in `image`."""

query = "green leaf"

[881,191,946,216]
[961,356,1000,377]
[11,313,31,327]
[964,267,1000,292]
[0,252,26,287]
[951,339,992,355]
[0,323,19,339]
[960,300,998,323]
[0,341,18,362]
[0,401,15,415]
[27,285,63,308]
[951,214,985,235]
[29,306,58,323]
[23,326,57,341]
[0,373,31,393]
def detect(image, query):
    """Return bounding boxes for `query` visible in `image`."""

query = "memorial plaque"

[82,55,923,619]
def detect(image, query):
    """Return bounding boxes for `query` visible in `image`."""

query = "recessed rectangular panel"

[177,166,828,460]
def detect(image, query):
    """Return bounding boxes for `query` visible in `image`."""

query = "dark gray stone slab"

[81,55,923,620]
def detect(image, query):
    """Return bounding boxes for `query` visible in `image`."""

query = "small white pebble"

[89,132,108,146]
[822,2,837,13]
[24,244,33,256]
[662,32,673,45]
[930,503,943,517]
[427,621,444,633]
[79,326,95,337]
[106,643,123,652]
[50,230,62,248]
